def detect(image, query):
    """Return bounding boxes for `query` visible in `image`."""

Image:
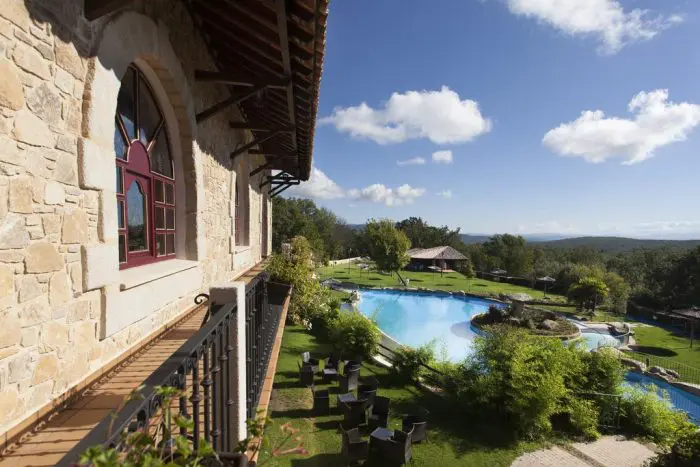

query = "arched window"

[114,66,175,269]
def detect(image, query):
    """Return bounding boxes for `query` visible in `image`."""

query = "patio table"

[337,393,356,404]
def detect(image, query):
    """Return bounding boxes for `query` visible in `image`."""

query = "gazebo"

[668,307,700,348]
[406,246,467,272]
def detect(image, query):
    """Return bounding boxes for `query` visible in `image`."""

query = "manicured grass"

[630,325,700,369]
[318,263,567,303]
[258,325,545,466]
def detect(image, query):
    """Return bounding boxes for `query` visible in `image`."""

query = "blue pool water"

[356,289,499,361]
[624,372,700,423]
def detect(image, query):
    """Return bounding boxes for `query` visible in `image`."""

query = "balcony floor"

[0,264,267,467]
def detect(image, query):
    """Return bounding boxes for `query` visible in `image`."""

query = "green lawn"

[258,325,545,466]
[318,263,568,304]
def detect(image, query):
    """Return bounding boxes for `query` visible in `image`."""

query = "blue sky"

[286,0,700,239]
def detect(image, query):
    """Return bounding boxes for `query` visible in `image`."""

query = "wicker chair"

[298,362,314,387]
[340,426,369,466]
[339,366,360,393]
[402,411,429,443]
[312,387,330,415]
[369,396,390,428]
[382,428,413,465]
[301,352,320,373]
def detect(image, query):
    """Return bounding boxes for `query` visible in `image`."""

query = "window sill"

[119,259,200,291]
[235,245,252,254]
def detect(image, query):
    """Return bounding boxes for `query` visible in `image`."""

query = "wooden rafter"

[84,0,125,20]
[230,131,282,159]
[229,122,295,132]
[270,182,296,198]
[196,84,269,124]
[250,161,274,178]
[276,0,298,159]
[194,70,289,88]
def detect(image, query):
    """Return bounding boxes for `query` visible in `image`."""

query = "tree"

[660,246,700,308]
[364,219,411,285]
[604,272,630,314]
[482,234,533,276]
[395,217,462,249]
[460,257,476,279]
[568,277,609,314]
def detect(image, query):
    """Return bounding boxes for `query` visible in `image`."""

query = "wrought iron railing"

[56,272,282,466]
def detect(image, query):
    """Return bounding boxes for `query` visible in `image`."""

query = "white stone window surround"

[80,12,207,339]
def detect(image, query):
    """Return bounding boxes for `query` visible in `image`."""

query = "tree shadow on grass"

[473,283,487,287]
[291,453,344,466]
[630,346,679,357]
[436,283,454,287]
[368,277,382,281]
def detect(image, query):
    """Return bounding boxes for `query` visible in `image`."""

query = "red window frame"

[115,66,176,270]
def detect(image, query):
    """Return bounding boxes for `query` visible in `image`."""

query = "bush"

[328,311,381,360]
[648,430,700,467]
[620,386,695,449]
[580,347,624,395]
[566,398,600,440]
[267,236,333,326]
[392,343,435,383]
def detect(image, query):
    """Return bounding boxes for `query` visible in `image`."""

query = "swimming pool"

[624,371,700,423]
[356,289,500,361]
[356,289,624,361]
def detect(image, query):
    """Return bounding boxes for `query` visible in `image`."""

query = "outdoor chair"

[312,386,330,415]
[340,426,369,466]
[382,428,413,465]
[357,385,376,408]
[343,398,369,428]
[402,416,427,443]
[369,396,390,429]
[298,362,315,387]
[323,355,340,382]
[301,352,320,373]
[361,376,379,391]
[339,366,360,393]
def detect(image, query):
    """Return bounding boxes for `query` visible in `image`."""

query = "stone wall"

[0,0,271,436]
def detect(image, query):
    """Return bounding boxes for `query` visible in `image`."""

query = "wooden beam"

[230,131,281,159]
[250,161,274,178]
[84,0,125,20]
[275,0,298,159]
[259,172,295,189]
[196,84,269,124]
[248,149,296,157]
[194,70,289,88]
[270,183,296,198]
[229,122,295,132]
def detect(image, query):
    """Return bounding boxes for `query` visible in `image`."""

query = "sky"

[285,0,700,239]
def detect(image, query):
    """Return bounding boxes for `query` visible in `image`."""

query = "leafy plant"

[566,398,600,440]
[363,219,411,286]
[620,386,695,449]
[392,342,436,383]
[568,276,610,314]
[647,429,700,466]
[328,310,380,359]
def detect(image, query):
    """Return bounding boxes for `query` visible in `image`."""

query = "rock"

[539,319,558,331]
[0,309,20,349]
[49,271,71,305]
[9,176,33,213]
[8,351,32,383]
[20,326,37,347]
[12,43,50,80]
[649,366,667,376]
[0,390,19,421]
[39,321,68,352]
[20,296,50,327]
[25,242,63,273]
[18,275,42,303]
[32,354,58,384]
[55,39,85,79]
[506,317,522,327]
[54,68,74,94]
[26,83,62,126]
[44,181,65,205]
[0,60,24,110]
[0,214,30,249]
[13,109,54,147]
[61,209,88,244]
[54,152,77,185]
[0,136,23,166]
[42,214,62,235]
[29,380,54,408]
[666,369,681,379]
[0,264,13,301]
[0,0,29,31]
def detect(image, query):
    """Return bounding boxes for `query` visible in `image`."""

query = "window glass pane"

[117,200,125,229]
[166,209,174,229]
[155,207,165,229]
[156,234,166,256]
[126,181,148,252]
[117,68,136,141]
[116,167,123,193]
[114,121,127,160]
[165,183,174,204]
[138,78,162,144]
[119,235,126,263]
[166,234,175,255]
[150,133,173,177]
[155,179,164,203]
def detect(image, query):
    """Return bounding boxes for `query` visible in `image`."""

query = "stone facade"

[0,0,273,436]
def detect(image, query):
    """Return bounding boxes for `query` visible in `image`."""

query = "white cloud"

[347,183,425,207]
[319,86,492,145]
[286,166,344,200]
[506,0,683,54]
[432,150,453,164]
[397,157,426,166]
[543,90,700,164]
[436,190,453,199]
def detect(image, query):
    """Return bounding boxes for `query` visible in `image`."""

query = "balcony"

[0,265,290,466]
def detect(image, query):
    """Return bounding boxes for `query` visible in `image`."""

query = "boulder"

[649,366,668,376]
[539,319,558,331]
[506,317,522,327]
[666,369,681,379]
[621,358,646,373]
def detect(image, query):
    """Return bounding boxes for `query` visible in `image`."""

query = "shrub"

[579,347,625,395]
[392,342,436,383]
[647,430,700,467]
[566,398,600,440]
[328,311,380,360]
[620,386,695,449]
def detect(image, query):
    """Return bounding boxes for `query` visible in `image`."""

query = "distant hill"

[460,233,569,244]
[538,236,700,253]
[460,234,491,244]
